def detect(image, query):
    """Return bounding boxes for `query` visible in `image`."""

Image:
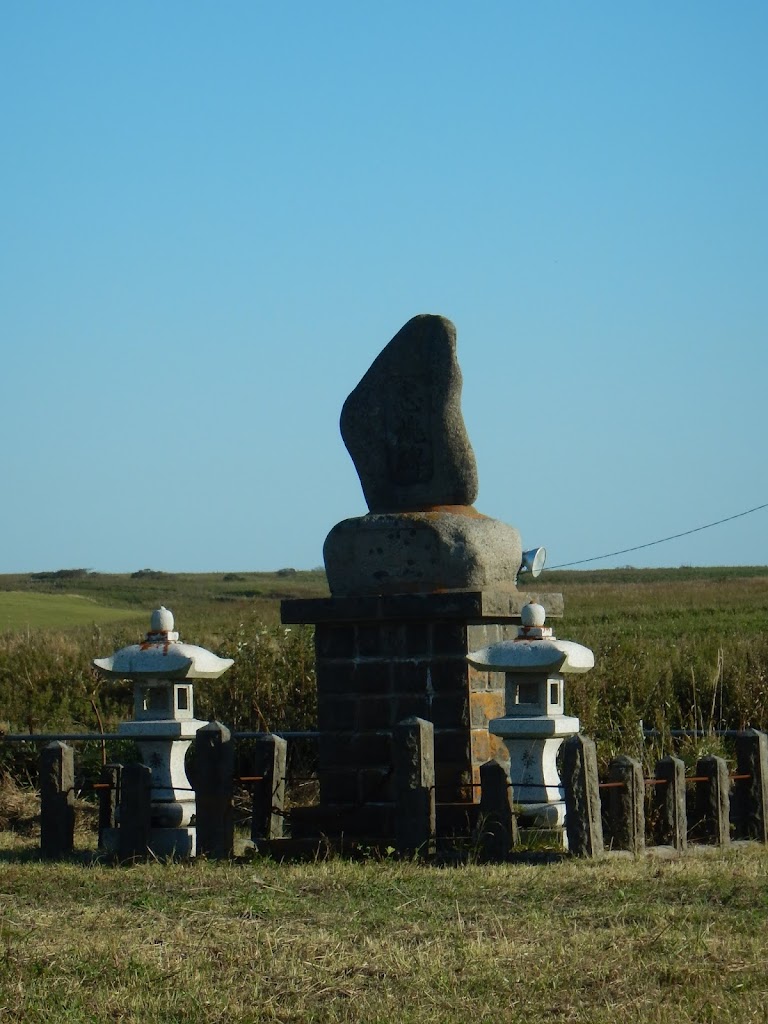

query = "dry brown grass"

[0,774,38,834]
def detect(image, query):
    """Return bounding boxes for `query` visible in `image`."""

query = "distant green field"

[0,592,145,631]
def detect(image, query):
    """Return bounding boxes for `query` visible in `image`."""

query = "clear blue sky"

[1,2,766,574]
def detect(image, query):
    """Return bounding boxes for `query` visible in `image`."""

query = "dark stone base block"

[282,589,563,840]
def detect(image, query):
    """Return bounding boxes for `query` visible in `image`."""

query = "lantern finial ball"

[150,606,175,634]
[520,602,546,628]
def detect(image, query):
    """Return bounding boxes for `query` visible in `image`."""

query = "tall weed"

[0,569,765,782]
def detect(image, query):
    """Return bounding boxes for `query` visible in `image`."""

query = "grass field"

[0,568,329,628]
[0,565,766,764]
[0,567,767,1022]
[0,838,767,1023]
[0,591,146,631]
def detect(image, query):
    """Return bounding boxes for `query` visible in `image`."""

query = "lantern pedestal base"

[518,825,568,851]
[101,826,196,859]
[490,713,579,839]
[516,801,566,829]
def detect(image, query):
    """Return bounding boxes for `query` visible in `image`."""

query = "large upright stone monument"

[324,314,523,595]
[282,314,560,840]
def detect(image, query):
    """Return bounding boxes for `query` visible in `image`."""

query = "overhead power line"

[549,501,768,570]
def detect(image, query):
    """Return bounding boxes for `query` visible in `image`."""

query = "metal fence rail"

[0,730,321,743]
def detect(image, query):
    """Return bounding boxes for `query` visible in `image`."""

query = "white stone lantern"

[467,602,593,830]
[93,606,233,856]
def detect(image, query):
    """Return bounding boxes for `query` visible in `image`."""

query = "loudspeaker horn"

[519,546,547,579]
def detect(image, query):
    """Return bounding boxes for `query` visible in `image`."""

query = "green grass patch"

[0,592,145,632]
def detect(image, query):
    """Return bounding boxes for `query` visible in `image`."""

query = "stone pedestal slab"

[323,506,522,597]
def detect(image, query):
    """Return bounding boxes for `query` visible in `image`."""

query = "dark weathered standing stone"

[324,313,524,597]
[562,734,604,857]
[694,755,730,846]
[195,721,234,859]
[341,315,478,513]
[733,729,768,842]
[607,755,645,854]
[479,758,518,860]
[653,755,687,851]
[40,741,75,858]
[393,717,436,856]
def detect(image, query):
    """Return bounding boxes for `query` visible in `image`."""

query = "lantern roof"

[93,607,234,681]
[467,602,594,675]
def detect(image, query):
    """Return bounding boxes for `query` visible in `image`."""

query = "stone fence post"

[40,741,75,858]
[478,758,518,860]
[195,721,234,859]
[562,734,603,857]
[98,763,122,849]
[607,755,645,854]
[393,717,435,857]
[733,729,768,842]
[251,734,287,843]
[694,755,730,846]
[118,763,152,859]
[653,755,687,852]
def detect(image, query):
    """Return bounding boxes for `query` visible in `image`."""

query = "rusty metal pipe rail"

[598,772,752,790]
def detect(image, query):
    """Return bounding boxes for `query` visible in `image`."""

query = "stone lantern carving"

[93,606,233,856]
[467,602,593,831]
